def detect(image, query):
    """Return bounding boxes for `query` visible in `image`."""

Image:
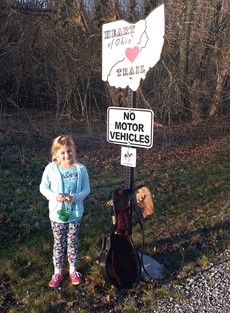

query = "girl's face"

[56,145,75,168]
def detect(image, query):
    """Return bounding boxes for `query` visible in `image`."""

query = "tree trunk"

[179,0,195,76]
[209,0,230,117]
[179,0,196,119]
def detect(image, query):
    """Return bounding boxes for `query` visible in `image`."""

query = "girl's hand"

[65,191,73,204]
[56,193,66,202]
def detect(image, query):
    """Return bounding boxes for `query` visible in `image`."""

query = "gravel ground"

[152,248,230,313]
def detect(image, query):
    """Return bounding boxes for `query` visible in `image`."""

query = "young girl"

[40,135,90,287]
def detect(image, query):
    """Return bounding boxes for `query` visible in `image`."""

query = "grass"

[0,124,229,312]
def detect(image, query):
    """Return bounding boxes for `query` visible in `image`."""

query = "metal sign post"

[126,89,135,190]
[100,5,166,287]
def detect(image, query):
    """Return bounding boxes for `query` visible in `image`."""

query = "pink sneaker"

[70,271,82,285]
[49,274,63,287]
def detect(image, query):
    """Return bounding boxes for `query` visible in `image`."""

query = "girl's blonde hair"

[51,135,77,164]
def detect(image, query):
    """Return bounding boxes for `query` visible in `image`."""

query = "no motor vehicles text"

[109,111,150,145]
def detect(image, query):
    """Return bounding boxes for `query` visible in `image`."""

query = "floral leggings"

[51,221,80,267]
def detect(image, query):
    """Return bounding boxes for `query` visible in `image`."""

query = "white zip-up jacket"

[40,162,90,222]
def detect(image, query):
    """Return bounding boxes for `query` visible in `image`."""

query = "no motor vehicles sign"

[107,107,154,148]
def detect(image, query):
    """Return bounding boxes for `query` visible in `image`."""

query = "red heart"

[125,46,139,63]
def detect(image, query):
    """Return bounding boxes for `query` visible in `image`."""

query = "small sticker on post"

[121,147,136,167]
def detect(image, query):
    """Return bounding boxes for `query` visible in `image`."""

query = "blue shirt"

[39,162,90,223]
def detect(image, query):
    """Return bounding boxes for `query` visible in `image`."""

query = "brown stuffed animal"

[134,186,154,218]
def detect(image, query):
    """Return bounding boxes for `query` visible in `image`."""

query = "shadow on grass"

[141,219,230,281]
